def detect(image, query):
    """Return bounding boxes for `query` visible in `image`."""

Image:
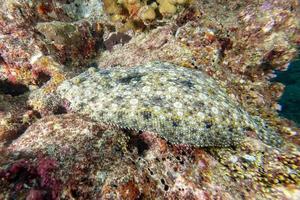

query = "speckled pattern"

[57,62,282,147]
[8,114,104,157]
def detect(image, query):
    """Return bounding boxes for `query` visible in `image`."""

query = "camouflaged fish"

[57,62,283,147]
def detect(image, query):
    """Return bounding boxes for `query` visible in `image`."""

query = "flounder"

[57,62,282,147]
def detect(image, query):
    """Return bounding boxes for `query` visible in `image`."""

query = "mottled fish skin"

[57,62,282,147]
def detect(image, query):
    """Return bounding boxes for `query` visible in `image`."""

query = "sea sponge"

[139,5,156,22]
[157,0,177,15]
[103,0,191,29]
[157,0,188,16]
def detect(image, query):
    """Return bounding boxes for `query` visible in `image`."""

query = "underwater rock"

[5,114,129,199]
[0,93,40,145]
[36,20,103,65]
[57,62,282,147]
[8,114,109,159]
[0,0,106,86]
[98,25,195,67]
[215,0,300,74]
[0,0,300,199]
[5,114,299,199]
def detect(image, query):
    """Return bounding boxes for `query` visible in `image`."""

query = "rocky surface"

[3,114,300,199]
[0,0,105,88]
[0,0,300,199]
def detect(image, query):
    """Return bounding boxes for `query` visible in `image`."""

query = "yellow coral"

[157,0,189,16]
[157,0,177,15]
[103,0,191,30]
[103,0,123,15]
[139,6,156,22]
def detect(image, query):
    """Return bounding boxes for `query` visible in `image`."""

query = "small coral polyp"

[57,62,283,147]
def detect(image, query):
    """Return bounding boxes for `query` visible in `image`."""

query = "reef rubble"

[0,0,300,199]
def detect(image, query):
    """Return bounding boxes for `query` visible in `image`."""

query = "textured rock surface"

[57,62,282,147]
[2,114,299,199]
[98,25,194,68]
[0,0,300,199]
[0,94,28,144]
[0,0,105,87]
[96,0,300,146]
[0,86,40,145]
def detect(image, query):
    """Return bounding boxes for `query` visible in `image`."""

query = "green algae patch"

[57,62,283,147]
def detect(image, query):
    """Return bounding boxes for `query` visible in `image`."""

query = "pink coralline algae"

[0,155,61,200]
[1,114,299,199]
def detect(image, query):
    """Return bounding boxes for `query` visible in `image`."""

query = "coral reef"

[2,114,299,199]
[98,25,194,67]
[0,0,300,199]
[0,0,105,87]
[97,0,300,143]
